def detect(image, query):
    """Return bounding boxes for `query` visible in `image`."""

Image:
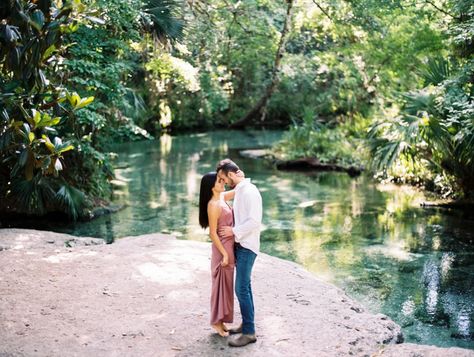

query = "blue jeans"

[234,244,257,335]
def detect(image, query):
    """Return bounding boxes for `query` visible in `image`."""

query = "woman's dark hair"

[199,172,217,229]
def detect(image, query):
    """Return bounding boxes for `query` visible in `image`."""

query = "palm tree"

[141,0,185,44]
[368,56,474,198]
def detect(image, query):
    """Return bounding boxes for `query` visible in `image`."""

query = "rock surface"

[0,229,473,357]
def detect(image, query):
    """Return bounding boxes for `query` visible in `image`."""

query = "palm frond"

[10,175,55,215]
[400,90,437,116]
[418,57,451,86]
[55,183,85,221]
[142,0,185,43]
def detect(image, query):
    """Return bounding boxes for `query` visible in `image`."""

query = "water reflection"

[12,130,474,349]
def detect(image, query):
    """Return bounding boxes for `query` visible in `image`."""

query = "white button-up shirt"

[232,178,262,254]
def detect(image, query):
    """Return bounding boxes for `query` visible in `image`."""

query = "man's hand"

[218,226,233,238]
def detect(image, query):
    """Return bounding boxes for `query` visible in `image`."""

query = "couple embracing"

[199,159,262,347]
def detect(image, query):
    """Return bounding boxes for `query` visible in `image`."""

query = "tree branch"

[230,0,295,128]
[312,0,333,21]
[423,0,459,20]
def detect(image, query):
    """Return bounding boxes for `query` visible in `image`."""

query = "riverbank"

[239,149,474,210]
[0,229,473,357]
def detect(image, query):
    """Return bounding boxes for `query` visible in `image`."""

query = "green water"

[13,130,474,348]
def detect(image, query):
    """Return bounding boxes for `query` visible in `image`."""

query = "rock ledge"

[0,229,472,357]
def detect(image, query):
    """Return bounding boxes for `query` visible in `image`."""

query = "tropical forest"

[1,0,473,354]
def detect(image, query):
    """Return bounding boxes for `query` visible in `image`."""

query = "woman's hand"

[236,169,245,178]
[221,253,229,267]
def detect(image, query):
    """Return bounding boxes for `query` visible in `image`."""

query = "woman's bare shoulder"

[207,200,222,210]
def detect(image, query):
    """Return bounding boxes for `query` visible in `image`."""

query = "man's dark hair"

[216,158,239,174]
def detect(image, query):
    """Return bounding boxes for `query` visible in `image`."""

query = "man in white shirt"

[217,159,262,347]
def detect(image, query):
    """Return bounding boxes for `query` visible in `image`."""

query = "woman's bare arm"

[222,190,235,201]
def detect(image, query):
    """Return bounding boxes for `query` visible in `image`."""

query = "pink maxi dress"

[210,200,235,325]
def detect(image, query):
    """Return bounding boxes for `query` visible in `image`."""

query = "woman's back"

[217,201,233,242]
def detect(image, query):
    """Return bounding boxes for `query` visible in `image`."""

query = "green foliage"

[142,0,185,43]
[2,0,472,218]
[274,110,366,166]
[0,0,97,218]
[154,0,448,131]
[64,0,186,139]
[148,0,285,130]
[64,0,145,140]
[271,0,472,199]
[368,61,474,197]
[367,0,474,198]
[1,0,188,218]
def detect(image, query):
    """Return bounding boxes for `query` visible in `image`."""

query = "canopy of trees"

[1,0,472,219]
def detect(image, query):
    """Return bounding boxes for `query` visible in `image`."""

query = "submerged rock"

[238,150,363,177]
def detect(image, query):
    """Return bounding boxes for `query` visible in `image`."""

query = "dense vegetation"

[0,0,183,218]
[1,0,472,219]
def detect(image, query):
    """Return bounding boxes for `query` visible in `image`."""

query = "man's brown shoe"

[228,334,257,347]
[228,324,242,335]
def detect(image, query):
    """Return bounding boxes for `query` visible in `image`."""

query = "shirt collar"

[235,178,251,191]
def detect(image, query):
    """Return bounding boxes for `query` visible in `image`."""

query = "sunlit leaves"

[66,92,95,110]
[28,109,61,129]
[0,0,91,218]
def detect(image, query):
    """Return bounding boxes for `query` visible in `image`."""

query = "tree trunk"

[230,0,295,128]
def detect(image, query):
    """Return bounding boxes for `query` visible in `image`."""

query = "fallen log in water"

[239,150,363,177]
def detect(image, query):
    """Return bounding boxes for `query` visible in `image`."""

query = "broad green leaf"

[42,135,56,153]
[65,22,79,33]
[33,109,41,125]
[50,117,61,126]
[67,92,80,107]
[30,10,46,32]
[75,96,94,109]
[42,45,56,60]
[37,113,49,127]
[37,114,61,128]
[58,144,74,153]
[19,149,28,167]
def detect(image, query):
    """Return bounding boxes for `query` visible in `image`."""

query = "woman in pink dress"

[199,172,235,337]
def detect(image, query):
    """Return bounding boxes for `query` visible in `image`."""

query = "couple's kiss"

[198,159,262,347]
